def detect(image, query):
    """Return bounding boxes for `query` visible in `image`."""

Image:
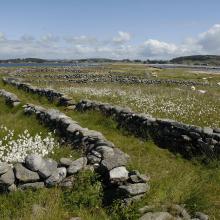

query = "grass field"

[0,65,220,219]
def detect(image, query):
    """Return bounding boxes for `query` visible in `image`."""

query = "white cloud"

[1,25,220,59]
[113,31,131,44]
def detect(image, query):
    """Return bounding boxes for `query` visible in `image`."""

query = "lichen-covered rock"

[14,163,40,183]
[45,167,66,187]
[67,157,87,174]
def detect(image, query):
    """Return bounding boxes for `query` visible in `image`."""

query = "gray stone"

[194,212,209,220]
[25,154,44,171]
[202,127,213,135]
[60,158,73,167]
[14,163,40,183]
[45,167,67,187]
[139,212,173,220]
[67,157,87,174]
[109,166,129,184]
[18,182,45,190]
[129,170,150,183]
[87,154,101,164]
[0,162,10,175]
[118,183,149,197]
[0,168,15,186]
[45,158,58,173]
[60,175,74,188]
[95,146,114,158]
[8,184,17,192]
[167,204,191,219]
[213,128,220,133]
[101,148,129,171]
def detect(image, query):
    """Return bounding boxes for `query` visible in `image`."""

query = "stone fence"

[0,89,21,106]
[13,72,210,86]
[2,77,74,107]
[76,100,220,160]
[3,77,220,161]
[21,104,149,203]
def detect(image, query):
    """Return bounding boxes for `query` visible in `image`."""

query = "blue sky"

[0,0,220,59]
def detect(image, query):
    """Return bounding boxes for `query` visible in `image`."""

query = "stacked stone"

[10,73,210,86]
[2,78,74,107]
[0,154,92,192]
[76,100,220,160]
[0,89,21,107]
[23,104,150,202]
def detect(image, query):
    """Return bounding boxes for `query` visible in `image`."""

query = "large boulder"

[14,163,40,183]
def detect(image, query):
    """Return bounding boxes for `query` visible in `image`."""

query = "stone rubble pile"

[0,89,21,106]
[22,103,150,202]
[76,100,220,160]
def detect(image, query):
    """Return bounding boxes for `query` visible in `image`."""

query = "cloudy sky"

[0,0,220,60]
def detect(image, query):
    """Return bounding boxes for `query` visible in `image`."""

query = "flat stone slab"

[18,182,45,190]
[118,183,149,197]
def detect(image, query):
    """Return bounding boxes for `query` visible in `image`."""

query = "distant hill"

[170,55,220,66]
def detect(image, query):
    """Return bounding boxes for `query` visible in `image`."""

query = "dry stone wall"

[76,100,220,160]
[0,89,21,106]
[3,77,220,161]
[22,104,149,202]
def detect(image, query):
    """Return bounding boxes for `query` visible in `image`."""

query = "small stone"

[0,162,10,175]
[18,182,45,190]
[14,163,40,183]
[67,157,87,174]
[109,166,129,184]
